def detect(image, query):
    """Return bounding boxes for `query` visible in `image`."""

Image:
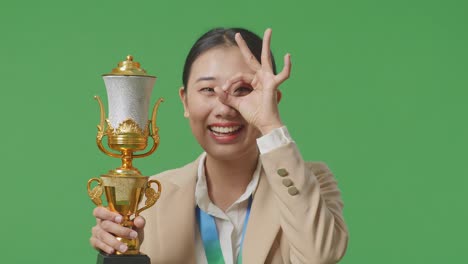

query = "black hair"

[182,27,277,90]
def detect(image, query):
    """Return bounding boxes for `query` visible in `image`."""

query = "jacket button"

[282,178,293,187]
[277,168,289,177]
[288,186,299,196]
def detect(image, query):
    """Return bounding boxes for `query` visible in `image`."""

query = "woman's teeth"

[209,126,241,135]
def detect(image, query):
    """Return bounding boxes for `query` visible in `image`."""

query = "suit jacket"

[140,143,348,264]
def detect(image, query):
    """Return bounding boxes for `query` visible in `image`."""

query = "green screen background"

[1,0,466,263]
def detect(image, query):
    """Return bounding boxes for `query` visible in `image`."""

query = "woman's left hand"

[216,28,292,135]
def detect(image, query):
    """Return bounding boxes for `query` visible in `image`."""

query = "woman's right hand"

[90,207,145,254]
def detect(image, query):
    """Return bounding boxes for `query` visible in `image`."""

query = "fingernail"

[115,215,122,223]
[119,244,128,253]
[129,231,138,239]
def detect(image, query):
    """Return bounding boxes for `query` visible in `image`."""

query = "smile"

[209,125,242,136]
[207,123,244,143]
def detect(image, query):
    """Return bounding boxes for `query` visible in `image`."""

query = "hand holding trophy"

[87,56,163,264]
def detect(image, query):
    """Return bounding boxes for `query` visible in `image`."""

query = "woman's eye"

[200,87,215,93]
[232,86,253,97]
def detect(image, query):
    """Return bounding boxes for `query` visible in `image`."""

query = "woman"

[91,27,348,264]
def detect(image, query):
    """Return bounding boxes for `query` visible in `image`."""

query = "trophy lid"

[103,55,155,77]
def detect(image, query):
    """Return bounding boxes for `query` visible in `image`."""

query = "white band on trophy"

[104,75,156,131]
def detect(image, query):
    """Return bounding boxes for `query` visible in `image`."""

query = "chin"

[203,142,259,161]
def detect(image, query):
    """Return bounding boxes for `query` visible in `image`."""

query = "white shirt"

[194,126,293,264]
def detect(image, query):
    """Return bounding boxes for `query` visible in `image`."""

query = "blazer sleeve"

[260,142,349,264]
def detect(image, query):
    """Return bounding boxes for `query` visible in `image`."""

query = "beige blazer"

[140,143,348,264]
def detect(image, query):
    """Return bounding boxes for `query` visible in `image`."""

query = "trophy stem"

[121,149,134,170]
[115,149,142,175]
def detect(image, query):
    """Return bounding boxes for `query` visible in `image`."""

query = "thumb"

[134,216,146,229]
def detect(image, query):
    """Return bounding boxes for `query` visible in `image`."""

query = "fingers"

[91,220,138,253]
[91,207,139,254]
[101,220,138,239]
[235,33,262,71]
[214,86,240,110]
[275,53,292,83]
[222,72,255,92]
[93,207,122,223]
[91,224,129,253]
[261,28,273,70]
[90,236,115,255]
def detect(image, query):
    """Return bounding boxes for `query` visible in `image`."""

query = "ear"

[276,90,282,103]
[179,86,189,118]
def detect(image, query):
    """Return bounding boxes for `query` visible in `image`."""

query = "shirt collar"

[195,152,261,216]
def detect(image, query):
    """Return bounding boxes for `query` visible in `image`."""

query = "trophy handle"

[136,179,162,216]
[94,96,120,158]
[134,98,164,158]
[87,177,104,206]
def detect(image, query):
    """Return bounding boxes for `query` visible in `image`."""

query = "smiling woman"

[181,45,263,161]
[90,27,349,264]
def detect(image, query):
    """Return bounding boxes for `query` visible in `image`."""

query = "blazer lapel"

[243,169,280,263]
[153,160,199,263]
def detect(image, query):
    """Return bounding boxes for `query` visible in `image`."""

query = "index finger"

[261,28,273,70]
[235,32,262,71]
[93,207,122,223]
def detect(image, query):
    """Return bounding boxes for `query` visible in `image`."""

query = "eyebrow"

[195,76,216,83]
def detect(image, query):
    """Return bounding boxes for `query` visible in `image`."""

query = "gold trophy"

[87,55,163,264]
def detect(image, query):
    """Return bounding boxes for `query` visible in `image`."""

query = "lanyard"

[196,197,252,264]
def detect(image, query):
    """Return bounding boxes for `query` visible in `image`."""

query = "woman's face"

[179,45,261,161]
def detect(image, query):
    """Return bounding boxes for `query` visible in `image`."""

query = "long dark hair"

[182,27,277,90]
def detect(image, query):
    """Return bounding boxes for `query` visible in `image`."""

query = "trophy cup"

[87,55,163,264]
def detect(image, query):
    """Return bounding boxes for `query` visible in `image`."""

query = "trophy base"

[97,251,150,264]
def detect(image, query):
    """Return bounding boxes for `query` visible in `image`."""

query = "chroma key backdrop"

[1,0,466,263]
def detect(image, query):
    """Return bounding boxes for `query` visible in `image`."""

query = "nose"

[214,97,238,119]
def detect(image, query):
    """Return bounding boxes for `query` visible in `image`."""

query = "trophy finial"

[105,55,153,76]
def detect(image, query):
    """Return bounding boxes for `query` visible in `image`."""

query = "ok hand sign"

[216,28,292,135]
